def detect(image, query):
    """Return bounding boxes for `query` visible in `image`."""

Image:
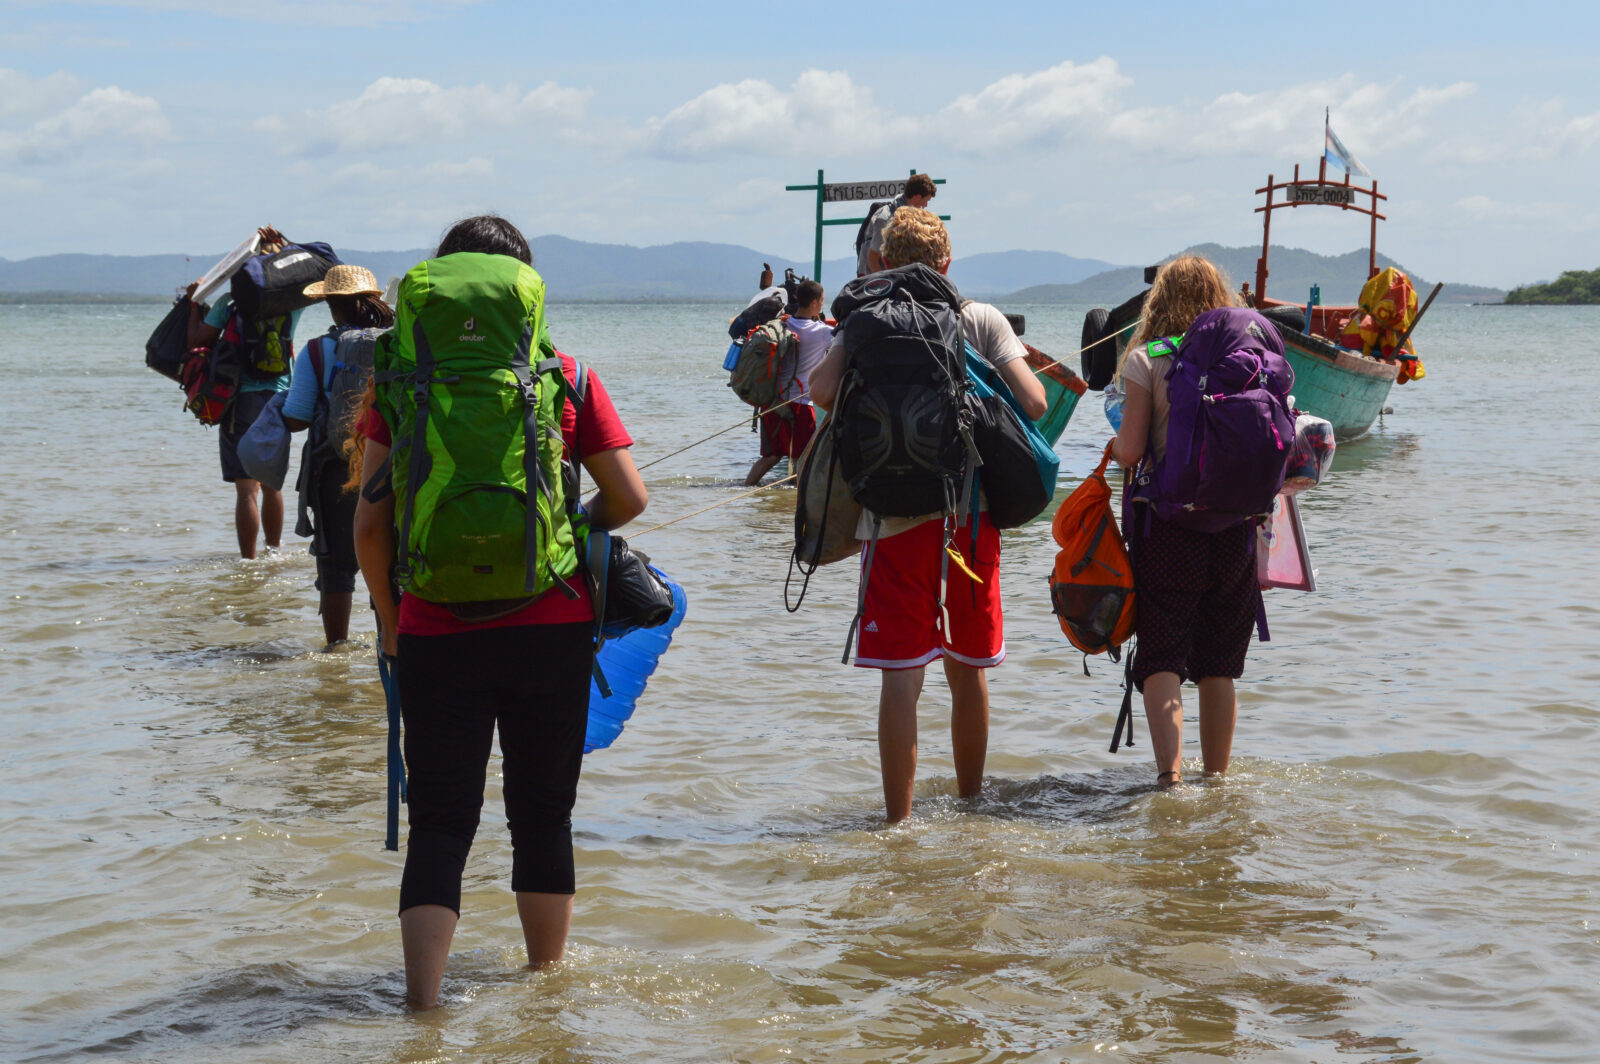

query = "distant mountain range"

[0,237,1118,302]
[0,236,1501,305]
[1003,243,1504,305]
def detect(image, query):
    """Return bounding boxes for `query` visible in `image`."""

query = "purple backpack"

[1142,307,1295,532]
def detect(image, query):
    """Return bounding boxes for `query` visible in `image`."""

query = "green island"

[1504,268,1600,304]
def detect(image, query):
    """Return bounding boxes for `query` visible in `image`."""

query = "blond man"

[811,209,1046,822]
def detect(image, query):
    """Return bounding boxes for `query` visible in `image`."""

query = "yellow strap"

[945,544,984,584]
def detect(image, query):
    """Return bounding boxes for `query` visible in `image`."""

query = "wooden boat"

[1023,344,1087,446]
[1247,160,1400,439]
[1079,154,1426,441]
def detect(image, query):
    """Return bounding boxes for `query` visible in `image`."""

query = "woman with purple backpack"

[1111,256,1295,787]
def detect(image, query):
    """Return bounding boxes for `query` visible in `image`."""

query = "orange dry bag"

[1049,441,1136,663]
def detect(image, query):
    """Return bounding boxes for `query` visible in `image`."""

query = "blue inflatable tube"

[585,571,688,753]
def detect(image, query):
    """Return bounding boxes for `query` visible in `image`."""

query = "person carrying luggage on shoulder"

[745,278,830,486]
[184,225,302,559]
[348,214,648,1010]
[858,173,937,277]
[1111,256,1292,788]
[809,207,1046,824]
[279,263,393,648]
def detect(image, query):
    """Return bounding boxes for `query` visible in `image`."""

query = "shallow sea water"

[0,300,1596,1063]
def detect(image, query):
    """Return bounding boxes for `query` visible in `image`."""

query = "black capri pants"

[396,621,594,915]
[1130,512,1258,691]
[309,460,359,594]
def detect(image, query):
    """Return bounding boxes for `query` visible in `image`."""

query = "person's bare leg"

[1196,676,1238,776]
[878,667,925,823]
[320,591,353,645]
[943,657,989,799]
[260,486,284,549]
[744,455,781,486]
[1142,671,1184,785]
[233,479,261,558]
[399,903,458,1010]
[516,892,574,968]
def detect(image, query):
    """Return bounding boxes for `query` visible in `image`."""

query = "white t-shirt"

[784,316,833,405]
[845,300,1029,539]
[1118,342,1174,464]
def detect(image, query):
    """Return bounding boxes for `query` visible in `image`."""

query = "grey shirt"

[855,194,906,276]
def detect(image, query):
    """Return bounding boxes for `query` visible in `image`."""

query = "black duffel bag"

[584,530,675,638]
[145,295,191,381]
[231,242,341,320]
[966,351,1060,530]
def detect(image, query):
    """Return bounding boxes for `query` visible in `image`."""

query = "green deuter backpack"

[374,252,583,608]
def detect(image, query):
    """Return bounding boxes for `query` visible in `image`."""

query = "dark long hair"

[435,214,532,263]
[327,293,395,329]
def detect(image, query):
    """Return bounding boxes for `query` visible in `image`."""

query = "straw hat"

[303,264,381,300]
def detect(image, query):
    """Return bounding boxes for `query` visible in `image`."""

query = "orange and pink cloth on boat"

[1340,267,1426,383]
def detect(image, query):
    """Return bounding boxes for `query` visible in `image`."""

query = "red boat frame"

[1252,158,1386,336]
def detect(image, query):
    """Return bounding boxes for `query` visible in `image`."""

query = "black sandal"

[1156,770,1181,787]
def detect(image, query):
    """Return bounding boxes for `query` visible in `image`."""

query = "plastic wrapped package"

[1282,411,1335,496]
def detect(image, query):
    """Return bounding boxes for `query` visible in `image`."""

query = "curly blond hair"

[879,207,950,270]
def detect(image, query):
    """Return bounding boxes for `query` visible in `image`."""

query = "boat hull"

[1023,346,1088,446]
[1279,333,1397,440]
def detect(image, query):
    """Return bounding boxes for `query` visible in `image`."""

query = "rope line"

[634,395,802,472]
[622,317,1141,539]
[628,472,798,539]
[1027,318,1141,379]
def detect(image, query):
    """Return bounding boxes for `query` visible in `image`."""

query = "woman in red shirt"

[351,215,647,1009]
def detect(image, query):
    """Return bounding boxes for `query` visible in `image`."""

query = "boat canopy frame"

[1253,157,1386,305]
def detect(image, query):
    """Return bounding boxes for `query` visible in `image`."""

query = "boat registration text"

[1289,184,1356,205]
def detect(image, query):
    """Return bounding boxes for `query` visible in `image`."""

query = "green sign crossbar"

[784,168,950,283]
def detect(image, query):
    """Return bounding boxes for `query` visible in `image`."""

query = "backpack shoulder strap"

[568,357,589,438]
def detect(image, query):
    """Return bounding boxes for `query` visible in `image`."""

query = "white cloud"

[647,69,905,159]
[0,68,83,119]
[1149,77,1477,159]
[1,85,171,163]
[256,77,592,154]
[1430,98,1600,164]
[632,60,1479,168]
[936,58,1131,149]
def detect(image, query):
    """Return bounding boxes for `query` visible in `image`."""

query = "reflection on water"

[0,303,1597,1062]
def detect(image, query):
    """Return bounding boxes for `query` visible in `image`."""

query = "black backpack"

[830,263,976,519]
[213,309,296,383]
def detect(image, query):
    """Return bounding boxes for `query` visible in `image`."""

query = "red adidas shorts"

[760,404,817,459]
[854,514,1005,670]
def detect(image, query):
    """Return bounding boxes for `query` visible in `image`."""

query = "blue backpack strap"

[377,651,406,851]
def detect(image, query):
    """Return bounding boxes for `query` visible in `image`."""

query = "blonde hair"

[879,207,950,270]
[1117,256,1236,381]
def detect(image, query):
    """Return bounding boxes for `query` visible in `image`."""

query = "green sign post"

[784,168,949,282]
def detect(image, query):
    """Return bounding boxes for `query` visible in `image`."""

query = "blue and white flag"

[1324,112,1371,178]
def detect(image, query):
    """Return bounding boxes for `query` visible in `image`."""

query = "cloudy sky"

[3,0,1595,287]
